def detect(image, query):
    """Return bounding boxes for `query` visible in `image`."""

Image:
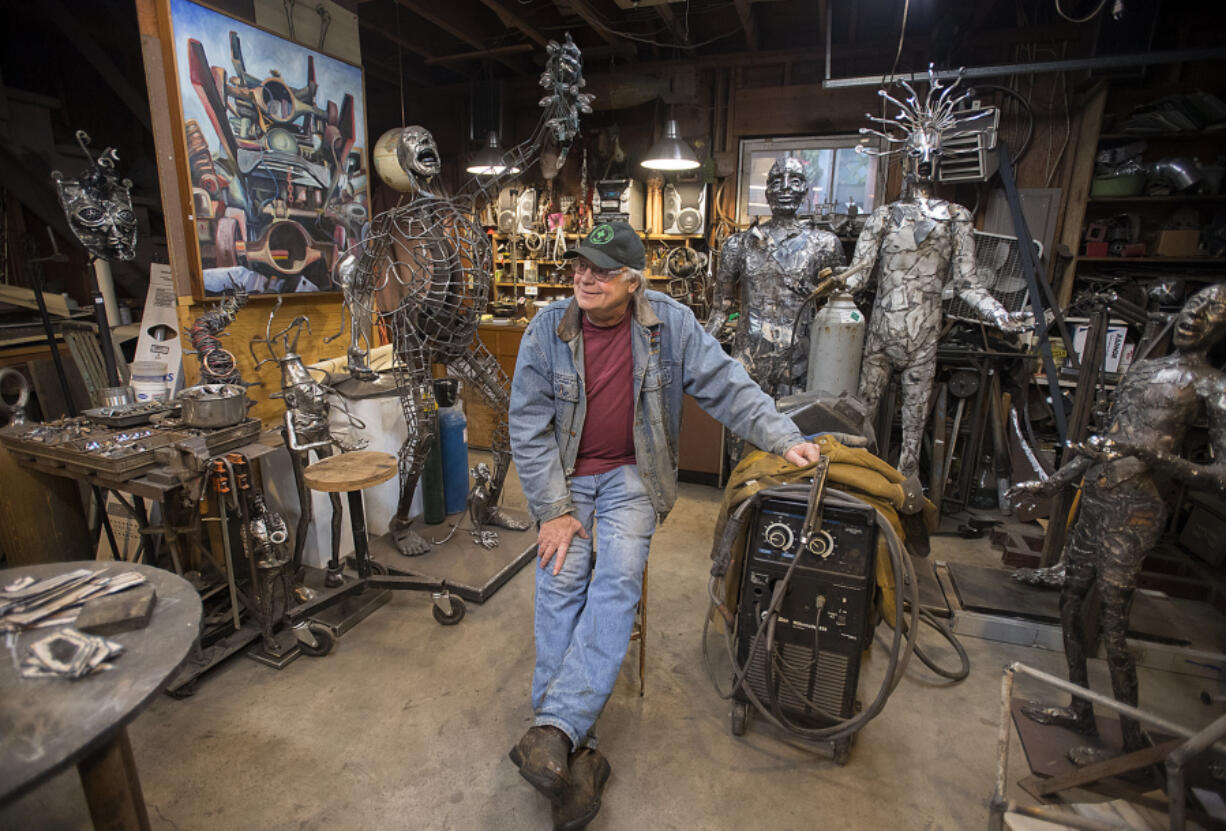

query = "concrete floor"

[5,457,1224,830]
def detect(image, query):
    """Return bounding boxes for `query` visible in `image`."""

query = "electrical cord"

[703,484,971,746]
[1054,0,1108,23]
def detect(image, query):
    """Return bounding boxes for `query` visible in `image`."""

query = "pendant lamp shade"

[466,131,520,176]
[641,119,699,171]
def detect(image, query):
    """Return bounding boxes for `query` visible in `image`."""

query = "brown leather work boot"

[551,748,612,831]
[508,725,571,803]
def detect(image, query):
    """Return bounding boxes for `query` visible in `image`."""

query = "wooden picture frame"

[162,0,369,298]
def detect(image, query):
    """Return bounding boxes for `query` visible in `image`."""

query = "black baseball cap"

[563,221,645,271]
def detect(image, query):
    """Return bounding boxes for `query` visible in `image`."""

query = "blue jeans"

[532,464,657,749]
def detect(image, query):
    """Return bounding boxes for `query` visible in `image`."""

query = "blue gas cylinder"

[433,379,469,515]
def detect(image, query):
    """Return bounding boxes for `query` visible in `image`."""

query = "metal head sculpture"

[857,65,986,183]
[51,131,137,261]
[765,157,808,218]
[1173,283,1226,353]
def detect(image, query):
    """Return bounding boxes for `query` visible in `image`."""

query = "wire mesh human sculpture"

[252,298,367,583]
[844,66,1031,478]
[333,34,593,555]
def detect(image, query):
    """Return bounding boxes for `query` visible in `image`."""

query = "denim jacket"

[509,289,805,523]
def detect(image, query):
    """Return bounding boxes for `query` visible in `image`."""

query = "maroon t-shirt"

[573,310,636,477]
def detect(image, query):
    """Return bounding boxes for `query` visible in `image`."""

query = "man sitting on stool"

[508,220,822,829]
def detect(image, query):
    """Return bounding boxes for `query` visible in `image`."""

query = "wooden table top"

[0,562,201,805]
[302,450,398,493]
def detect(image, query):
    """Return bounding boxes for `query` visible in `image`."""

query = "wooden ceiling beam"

[653,4,694,53]
[424,43,535,65]
[732,0,758,51]
[390,0,529,73]
[477,0,549,49]
[562,0,623,49]
[358,17,474,80]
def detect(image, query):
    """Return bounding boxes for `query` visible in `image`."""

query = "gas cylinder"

[806,292,866,396]
[433,378,469,515]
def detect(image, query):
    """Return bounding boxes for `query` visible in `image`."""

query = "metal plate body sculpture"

[1009,284,1226,760]
[707,157,846,397]
[340,36,592,555]
[847,68,1027,477]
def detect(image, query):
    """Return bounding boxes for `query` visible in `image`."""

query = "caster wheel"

[296,622,335,657]
[833,737,851,766]
[324,568,344,588]
[432,595,466,626]
[731,701,748,736]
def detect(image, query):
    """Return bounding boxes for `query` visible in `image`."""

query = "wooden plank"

[564,0,622,48]
[136,0,196,297]
[0,284,73,318]
[1056,83,1108,309]
[392,0,526,73]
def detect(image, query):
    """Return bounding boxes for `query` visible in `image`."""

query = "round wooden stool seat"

[303,450,398,493]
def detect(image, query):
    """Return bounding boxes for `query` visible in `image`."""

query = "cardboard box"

[1069,320,1130,373]
[1155,229,1201,258]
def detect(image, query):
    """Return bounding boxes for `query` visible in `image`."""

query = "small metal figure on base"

[252,299,367,587]
[706,157,846,396]
[847,68,1030,477]
[1008,284,1226,764]
[337,35,591,556]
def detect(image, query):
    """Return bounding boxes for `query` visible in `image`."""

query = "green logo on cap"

[590,224,614,245]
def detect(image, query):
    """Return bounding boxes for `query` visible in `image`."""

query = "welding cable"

[904,608,971,682]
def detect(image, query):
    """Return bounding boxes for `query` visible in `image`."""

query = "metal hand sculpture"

[336,35,591,556]
[1008,284,1226,763]
[252,298,367,585]
[706,157,846,397]
[848,67,1030,477]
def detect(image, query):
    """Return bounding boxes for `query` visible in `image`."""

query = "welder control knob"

[763,522,794,551]
[806,530,835,559]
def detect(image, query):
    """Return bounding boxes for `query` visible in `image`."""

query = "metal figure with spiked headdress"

[842,65,1031,479]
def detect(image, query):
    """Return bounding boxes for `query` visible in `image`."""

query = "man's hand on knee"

[538,514,588,576]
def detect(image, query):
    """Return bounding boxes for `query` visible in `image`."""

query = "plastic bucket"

[130,360,169,402]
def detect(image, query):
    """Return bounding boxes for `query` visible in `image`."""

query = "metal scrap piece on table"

[1,568,148,631]
[21,629,125,680]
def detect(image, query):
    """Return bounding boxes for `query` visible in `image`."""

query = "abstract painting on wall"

[168,0,368,296]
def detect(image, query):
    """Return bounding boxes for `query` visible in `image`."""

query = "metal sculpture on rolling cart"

[333,35,593,556]
[1008,284,1226,765]
[845,67,1030,478]
[251,298,368,587]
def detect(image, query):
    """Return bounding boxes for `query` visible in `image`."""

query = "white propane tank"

[806,292,866,396]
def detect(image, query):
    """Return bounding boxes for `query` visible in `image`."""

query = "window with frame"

[736,135,882,226]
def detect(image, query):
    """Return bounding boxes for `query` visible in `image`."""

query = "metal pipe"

[989,664,1015,831]
[822,47,1226,88]
[1167,711,1226,831]
[1009,663,1226,752]
[824,0,832,88]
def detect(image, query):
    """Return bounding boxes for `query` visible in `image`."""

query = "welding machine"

[731,467,879,762]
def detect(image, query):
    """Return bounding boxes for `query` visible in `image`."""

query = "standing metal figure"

[339,35,592,556]
[706,157,846,395]
[252,299,367,585]
[1008,284,1226,763]
[846,68,1029,477]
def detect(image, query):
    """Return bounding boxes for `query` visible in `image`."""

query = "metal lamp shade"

[641,119,699,171]
[466,131,521,176]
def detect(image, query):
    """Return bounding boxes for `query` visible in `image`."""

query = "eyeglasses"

[572,260,623,283]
